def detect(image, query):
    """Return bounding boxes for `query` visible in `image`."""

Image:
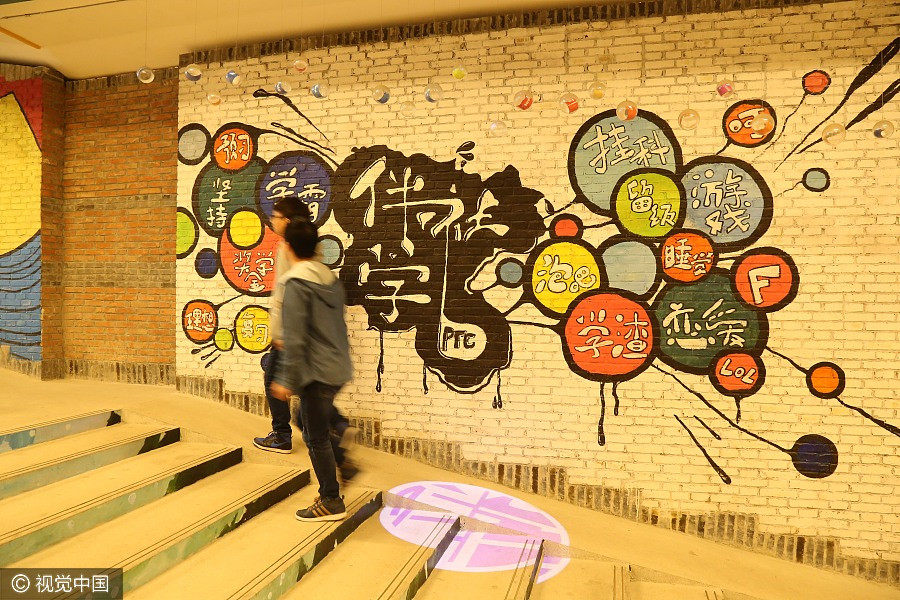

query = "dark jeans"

[300,381,344,499]
[264,348,350,463]
[264,348,293,438]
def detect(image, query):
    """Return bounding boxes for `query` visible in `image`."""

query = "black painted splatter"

[331,146,545,393]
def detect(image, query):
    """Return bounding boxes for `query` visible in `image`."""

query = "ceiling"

[0,0,602,79]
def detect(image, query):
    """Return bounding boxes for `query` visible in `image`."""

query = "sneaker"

[252,431,292,454]
[296,496,347,522]
[339,458,360,484]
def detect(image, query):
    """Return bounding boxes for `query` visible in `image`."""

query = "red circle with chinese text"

[182,300,218,343]
[661,232,716,283]
[564,293,654,378]
[218,224,280,296]
[723,102,775,147]
[213,127,255,171]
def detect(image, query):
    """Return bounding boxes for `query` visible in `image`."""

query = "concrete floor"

[2,369,898,600]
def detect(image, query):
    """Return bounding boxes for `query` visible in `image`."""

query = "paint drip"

[376,329,385,393]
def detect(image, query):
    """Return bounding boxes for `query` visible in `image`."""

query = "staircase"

[0,409,749,599]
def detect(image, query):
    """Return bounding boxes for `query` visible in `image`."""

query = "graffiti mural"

[176,95,339,368]
[332,145,545,392]
[0,84,42,361]
[178,39,899,484]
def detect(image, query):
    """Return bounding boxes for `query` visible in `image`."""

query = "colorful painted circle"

[806,362,846,399]
[194,248,219,278]
[802,70,831,95]
[790,434,838,478]
[233,305,271,353]
[496,257,525,287]
[551,215,582,238]
[660,230,716,283]
[192,158,266,237]
[218,221,280,296]
[681,157,772,250]
[710,351,765,398]
[562,291,656,382]
[722,100,777,148]
[318,234,344,267]
[177,123,211,166]
[212,125,256,171]
[802,168,830,192]
[599,238,659,297]
[228,209,264,249]
[176,208,199,259]
[256,151,334,226]
[529,240,604,316]
[731,247,798,312]
[653,272,766,374]
[612,170,685,239]
[379,481,569,583]
[214,328,235,351]
[182,300,217,344]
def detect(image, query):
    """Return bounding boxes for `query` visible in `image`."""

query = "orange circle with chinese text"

[213,127,255,171]
[182,300,217,343]
[661,231,715,283]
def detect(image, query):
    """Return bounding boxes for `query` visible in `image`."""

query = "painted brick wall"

[0,66,46,374]
[174,0,899,580]
[62,76,178,368]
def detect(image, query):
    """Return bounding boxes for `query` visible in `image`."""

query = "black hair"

[284,218,318,259]
[272,198,312,222]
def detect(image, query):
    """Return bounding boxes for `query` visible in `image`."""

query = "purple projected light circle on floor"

[380,481,570,583]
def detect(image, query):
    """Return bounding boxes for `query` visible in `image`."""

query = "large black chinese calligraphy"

[331,146,545,393]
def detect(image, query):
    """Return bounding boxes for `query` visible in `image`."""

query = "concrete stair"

[282,508,460,600]
[12,462,309,593]
[628,582,725,600]
[0,422,180,500]
[0,438,243,565]
[0,408,311,595]
[530,558,623,600]
[415,537,542,600]
[0,408,122,453]
[127,487,382,599]
[0,408,749,600]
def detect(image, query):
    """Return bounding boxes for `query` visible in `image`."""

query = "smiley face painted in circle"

[722,100,777,148]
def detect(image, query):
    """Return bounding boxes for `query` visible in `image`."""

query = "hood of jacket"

[279,260,341,308]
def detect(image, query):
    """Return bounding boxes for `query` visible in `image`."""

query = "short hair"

[272,198,312,222]
[284,218,318,259]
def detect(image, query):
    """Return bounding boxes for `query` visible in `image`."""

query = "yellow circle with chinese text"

[234,306,271,353]
[531,242,602,315]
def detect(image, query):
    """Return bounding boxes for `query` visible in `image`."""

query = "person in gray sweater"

[269,219,354,521]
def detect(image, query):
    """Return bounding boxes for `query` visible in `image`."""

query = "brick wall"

[174,0,900,580]
[41,71,67,379]
[62,74,179,372]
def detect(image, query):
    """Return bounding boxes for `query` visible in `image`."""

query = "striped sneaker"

[295,496,347,522]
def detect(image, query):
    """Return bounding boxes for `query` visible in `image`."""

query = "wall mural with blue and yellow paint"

[0,80,42,362]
